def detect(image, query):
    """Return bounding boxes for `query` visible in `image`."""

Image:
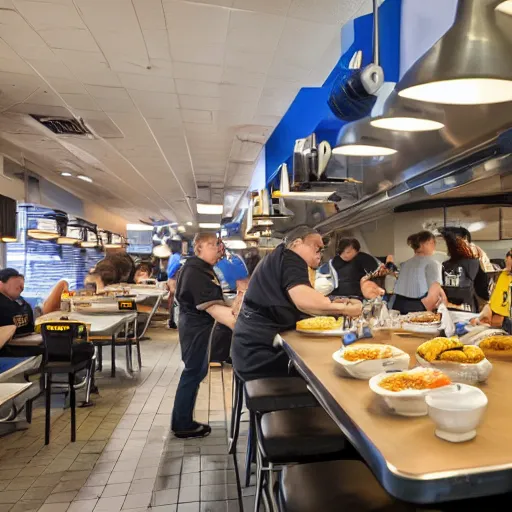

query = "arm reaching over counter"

[288,285,362,317]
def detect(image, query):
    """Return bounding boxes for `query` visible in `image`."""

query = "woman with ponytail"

[390,231,447,314]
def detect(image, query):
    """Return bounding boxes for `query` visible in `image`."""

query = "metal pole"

[373,0,380,66]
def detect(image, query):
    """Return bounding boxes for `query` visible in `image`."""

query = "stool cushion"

[259,407,346,463]
[244,377,317,412]
[281,460,413,512]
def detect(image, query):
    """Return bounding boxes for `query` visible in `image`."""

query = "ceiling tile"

[181,109,213,124]
[226,10,285,54]
[224,49,273,74]
[170,44,225,66]
[129,90,180,118]
[221,67,266,88]
[164,1,230,46]
[142,30,172,61]
[133,0,167,30]
[232,0,291,16]
[27,58,74,79]
[179,95,221,111]
[288,0,366,25]
[60,93,100,111]
[175,79,221,97]
[13,1,84,30]
[178,0,234,6]
[118,73,175,93]
[173,62,223,83]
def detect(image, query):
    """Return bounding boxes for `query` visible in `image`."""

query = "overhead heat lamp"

[396,0,512,105]
[333,118,398,157]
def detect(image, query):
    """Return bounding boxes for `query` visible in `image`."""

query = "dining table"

[36,311,138,377]
[281,329,512,505]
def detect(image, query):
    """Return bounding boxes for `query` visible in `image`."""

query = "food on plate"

[479,335,512,351]
[342,344,393,362]
[408,312,441,324]
[438,345,485,364]
[296,316,343,331]
[378,369,451,392]
[417,337,463,363]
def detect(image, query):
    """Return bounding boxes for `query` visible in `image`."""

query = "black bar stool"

[229,373,318,488]
[255,407,347,512]
[279,460,413,512]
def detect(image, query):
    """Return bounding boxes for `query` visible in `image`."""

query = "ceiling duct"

[30,116,93,137]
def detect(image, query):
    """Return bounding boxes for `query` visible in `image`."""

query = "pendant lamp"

[396,0,512,105]
[333,118,398,157]
[370,91,445,132]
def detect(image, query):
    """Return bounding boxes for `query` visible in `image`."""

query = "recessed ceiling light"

[61,172,72,177]
[77,175,93,183]
[332,144,397,156]
[370,117,444,132]
[198,222,221,229]
[177,226,186,233]
[127,224,153,231]
[186,221,193,226]
[496,1,512,16]
[197,204,223,215]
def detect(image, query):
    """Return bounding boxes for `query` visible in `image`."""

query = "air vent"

[30,115,92,136]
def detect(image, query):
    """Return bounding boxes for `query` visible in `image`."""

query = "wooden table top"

[282,330,512,479]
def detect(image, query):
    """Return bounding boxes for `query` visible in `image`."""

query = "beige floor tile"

[121,493,151,510]
[67,500,97,512]
[101,483,130,498]
[93,496,125,512]
[37,503,69,512]
[106,472,134,486]
[74,487,104,502]
[44,491,77,504]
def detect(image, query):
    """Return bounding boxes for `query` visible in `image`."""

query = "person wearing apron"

[231,226,362,382]
[171,233,235,439]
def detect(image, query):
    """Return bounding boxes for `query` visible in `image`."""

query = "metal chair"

[38,321,95,444]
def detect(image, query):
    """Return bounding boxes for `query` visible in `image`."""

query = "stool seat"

[244,377,317,412]
[259,407,346,464]
[281,460,413,512]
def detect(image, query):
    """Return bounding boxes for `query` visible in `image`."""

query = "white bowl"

[369,368,445,417]
[333,345,410,380]
[426,384,488,442]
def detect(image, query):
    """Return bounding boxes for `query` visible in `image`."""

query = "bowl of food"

[475,333,512,361]
[416,337,492,383]
[369,368,452,416]
[332,344,410,380]
[426,384,488,443]
[296,316,348,336]
[402,312,442,334]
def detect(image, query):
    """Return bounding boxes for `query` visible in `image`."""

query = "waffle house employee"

[232,226,362,382]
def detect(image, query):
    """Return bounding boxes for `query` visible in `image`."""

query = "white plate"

[296,327,349,336]
[401,322,441,334]
[332,345,410,380]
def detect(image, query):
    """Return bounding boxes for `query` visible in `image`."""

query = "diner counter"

[281,330,512,504]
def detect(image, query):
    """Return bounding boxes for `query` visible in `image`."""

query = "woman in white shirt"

[391,231,447,314]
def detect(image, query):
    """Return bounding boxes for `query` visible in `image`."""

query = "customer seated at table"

[472,249,512,333]
[0,268,68,337]
[85,253,136,292]
[315,238,384,300]
[134,263,153,284]
[440,229,489,312]
[390,231,447,315]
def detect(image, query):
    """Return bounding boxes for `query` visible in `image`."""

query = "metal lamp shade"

[397,0,512,105]
[370,91,445,132]
[333,118,399,157]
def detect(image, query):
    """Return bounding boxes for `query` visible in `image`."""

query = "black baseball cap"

[0,268,24,283]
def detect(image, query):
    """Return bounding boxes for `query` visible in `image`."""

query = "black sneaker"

[173,422,211,439]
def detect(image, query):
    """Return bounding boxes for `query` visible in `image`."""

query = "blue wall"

[265,0,402,184]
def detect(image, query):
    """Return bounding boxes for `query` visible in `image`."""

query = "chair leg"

[69,373,76,442]
[229,376,243,455]
[97,345,103,372]
[111,335,116,378]
[45,373,51,445]
[245,411,256,487]
[136,340,142,370]
[254,446,264,512]
[25,399,33,424]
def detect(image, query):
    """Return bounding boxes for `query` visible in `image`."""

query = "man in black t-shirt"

[232,226,362,382]
[316,238,384,299]
[0,268,34,336]
[171,233,235,439]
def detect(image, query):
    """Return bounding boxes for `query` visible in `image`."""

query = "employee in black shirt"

[171,233,235,439]
[316,238,384,299]
[231,226,362,382]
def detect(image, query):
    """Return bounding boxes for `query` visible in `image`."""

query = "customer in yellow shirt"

[473,250,512,332]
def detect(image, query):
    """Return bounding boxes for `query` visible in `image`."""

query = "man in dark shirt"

[171,233,235,439]
[0,268,34,336]
[232,226,362,382]
[320,238,383,299]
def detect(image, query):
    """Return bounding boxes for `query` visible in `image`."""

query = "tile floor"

[0,326,254,512]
